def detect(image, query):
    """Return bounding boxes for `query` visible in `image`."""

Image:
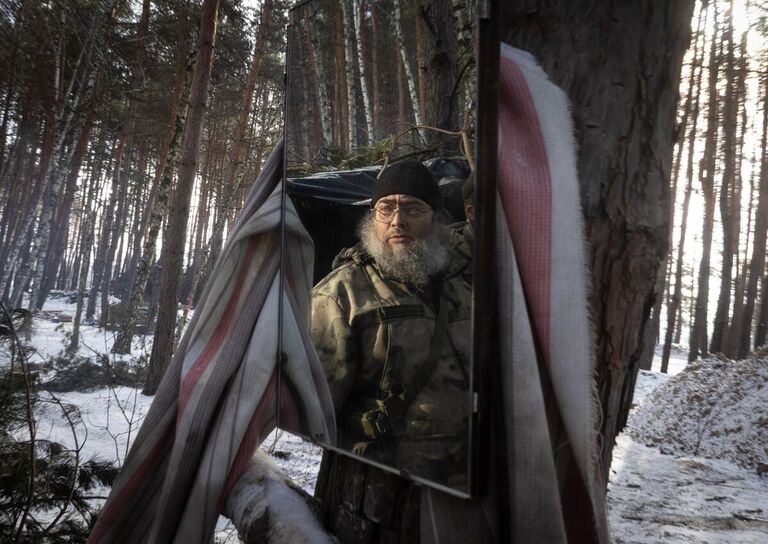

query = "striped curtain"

[88,141,335,544]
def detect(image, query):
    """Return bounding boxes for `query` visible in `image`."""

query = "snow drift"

[628,356,768,471]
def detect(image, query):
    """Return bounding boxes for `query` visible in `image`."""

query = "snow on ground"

[630,357,768,470]
[608,353,768,543]
[6,293,768,542]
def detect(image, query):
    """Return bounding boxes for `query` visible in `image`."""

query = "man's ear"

[464,202,475,223]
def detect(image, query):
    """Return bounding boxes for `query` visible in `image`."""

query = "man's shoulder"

[313,247,371,297]
[446,221,473,263]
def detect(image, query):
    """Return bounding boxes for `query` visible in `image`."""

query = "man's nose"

[390,208,407,227]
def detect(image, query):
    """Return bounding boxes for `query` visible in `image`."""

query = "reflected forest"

[286,0,475,173]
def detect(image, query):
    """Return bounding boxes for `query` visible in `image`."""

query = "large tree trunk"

[144,0,221,395]
[503,0,695,476]
[419,0,458,136]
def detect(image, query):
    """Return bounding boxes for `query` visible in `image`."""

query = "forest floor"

[2,292,767,542]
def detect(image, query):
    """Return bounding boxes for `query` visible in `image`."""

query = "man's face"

[372,195,434,250]
[464,201,475,225]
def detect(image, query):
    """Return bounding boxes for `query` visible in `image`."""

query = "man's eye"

[403,207,426,216]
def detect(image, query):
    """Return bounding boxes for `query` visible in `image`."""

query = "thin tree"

[352,0,374,142]
[145,0,222,394]
[711,0,741,354]
[737,66,768,357]
[339,0,359,149]
[689,4,721,362]
[393,0,424,130]
[660,3,706,373]
[112,4,194,355]
[308,10,333,148]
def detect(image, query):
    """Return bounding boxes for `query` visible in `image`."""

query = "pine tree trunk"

[5,4,117,306]
[737,70,768,357]
[112,56,194,355]
[757,274,768,347]
[67,212,95,357]
[504,0,695,478]
[420,0,458,134]
[340,0,359,149]
[710,5,740,354]
[28,68,102,311]
[369,0,381,138]
[661,2,707,372]
[393,0,424,130]
[352,0,374,143]
[308,13,333,148]
[112,4,193,355]
[0,0,28,176]
[689,5,721,362]
[334,4,349,150]
[144,0,221,395]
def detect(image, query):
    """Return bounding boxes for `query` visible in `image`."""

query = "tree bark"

[144,0,221,395]
[333,3,350,150]
[393,0,424,130]
[504,0,695,477]
[420,0,459,135]
[340,0,359,149]
[737,68,768,358]
[689,4,721,362]
[757,273,768,347]
[352,0,374,143]
[112,4,193,355]
[710,2,740,355]
[67,212,95,357]
[308,12,333,149]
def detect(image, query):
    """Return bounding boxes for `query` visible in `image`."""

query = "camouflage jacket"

[447,220,474,262]
[311,243,471,490]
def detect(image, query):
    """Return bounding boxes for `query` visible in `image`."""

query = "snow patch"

[628,356,768,471]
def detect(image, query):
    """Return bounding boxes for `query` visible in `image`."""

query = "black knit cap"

[371,159,440,209]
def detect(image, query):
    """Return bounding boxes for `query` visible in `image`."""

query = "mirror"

[281,0,479,497]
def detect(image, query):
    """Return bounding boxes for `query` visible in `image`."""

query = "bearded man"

[310,159,472,491]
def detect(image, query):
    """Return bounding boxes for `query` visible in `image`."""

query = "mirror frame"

[279,0,500,500]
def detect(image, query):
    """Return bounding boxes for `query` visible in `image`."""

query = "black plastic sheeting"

[287,158,471,283]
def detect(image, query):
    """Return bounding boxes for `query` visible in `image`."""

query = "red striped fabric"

[497,52,553,362]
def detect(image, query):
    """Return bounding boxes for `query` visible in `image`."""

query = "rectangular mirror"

[280,0,480,497]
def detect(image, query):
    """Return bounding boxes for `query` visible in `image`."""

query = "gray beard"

[358,215,450,289]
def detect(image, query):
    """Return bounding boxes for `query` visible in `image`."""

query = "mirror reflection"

[284,0,477,494]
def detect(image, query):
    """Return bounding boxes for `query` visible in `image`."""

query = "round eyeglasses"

[373,204,432,222]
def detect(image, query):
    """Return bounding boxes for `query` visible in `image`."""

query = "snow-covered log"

[224,450,335,544]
